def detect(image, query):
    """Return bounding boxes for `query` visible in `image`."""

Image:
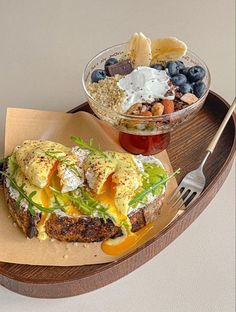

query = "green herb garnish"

[129,168,180,206]
[50,191,67,212]
[80,188,115,222]
[0,171,60,216]
[50,186,113,223]
[0,156,9,164]
[71,136,107,157]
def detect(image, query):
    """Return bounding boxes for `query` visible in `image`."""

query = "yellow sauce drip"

[102,222,153,256]
[36,212,51,240]
[66,205,81,216]
[95,174,128,226]
[41,186,51,208]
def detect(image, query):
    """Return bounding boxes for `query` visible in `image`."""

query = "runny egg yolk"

[41,186,52,208]
[47,160,59,186]
[96,174,154,256]
[95,174,127,225]
[95,173,116,204]
[41,163,61,208]
[66,205,81,216]
[102,222,154,256]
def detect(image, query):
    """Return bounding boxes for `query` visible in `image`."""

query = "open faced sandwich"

[0,136,176,244]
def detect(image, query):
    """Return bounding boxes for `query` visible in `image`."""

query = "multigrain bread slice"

[3,174,163,242]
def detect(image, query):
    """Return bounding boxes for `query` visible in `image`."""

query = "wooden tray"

[0,91,235,298]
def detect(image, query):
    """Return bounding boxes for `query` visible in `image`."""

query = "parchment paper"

[0,108,180,266]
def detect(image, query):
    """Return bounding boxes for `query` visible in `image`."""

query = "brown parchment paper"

[0,108,180,266]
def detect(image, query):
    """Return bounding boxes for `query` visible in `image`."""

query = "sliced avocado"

[132,163,168,206]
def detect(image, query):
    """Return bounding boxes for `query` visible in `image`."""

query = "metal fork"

[168,97,236,211]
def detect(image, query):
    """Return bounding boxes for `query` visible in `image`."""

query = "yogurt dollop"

[118,66,175,112]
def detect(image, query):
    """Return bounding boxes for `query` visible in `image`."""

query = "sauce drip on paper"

[102,223,153,256]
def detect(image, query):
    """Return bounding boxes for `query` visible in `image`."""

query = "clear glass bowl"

[82,43,211,154]
[83,43,210,135]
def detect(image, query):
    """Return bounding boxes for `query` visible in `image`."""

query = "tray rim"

[0,90,235,296]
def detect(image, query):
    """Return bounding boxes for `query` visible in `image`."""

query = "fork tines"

[168,187,198,210]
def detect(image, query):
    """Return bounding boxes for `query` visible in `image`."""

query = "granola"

[88,75,125,111]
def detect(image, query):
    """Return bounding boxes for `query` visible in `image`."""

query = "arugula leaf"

[27,191,38,216]
[142,163,168,197]
[53,194,66,212]
[129,168,180,206]
[50,186,112,222]
[51,187,93,216]
[71,136,107,157]
[0,156,9,164]
[0,171,60,215]
[80,188,113,222]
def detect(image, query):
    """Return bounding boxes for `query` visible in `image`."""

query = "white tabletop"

[0,1,235,311]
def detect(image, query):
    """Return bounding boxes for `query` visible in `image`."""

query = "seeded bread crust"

[2,174,163,242]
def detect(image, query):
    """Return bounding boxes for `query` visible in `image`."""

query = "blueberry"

[171,74,187,86]
[150,63,164,70]
[179,67,189,76]
[187,66,206,82]
[166,61,180,76]
[179,83,193,94]
[91,69,106,83]
[190,81,196,88]
[105,58,118,67]
[176,60,185,70]
[193,81,206,98]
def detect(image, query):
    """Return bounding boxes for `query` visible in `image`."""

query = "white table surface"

[0,1,235,311]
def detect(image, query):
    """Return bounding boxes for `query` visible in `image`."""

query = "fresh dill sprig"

[129,168,180,206]
[71,136,107,157]
[0,171,60,216]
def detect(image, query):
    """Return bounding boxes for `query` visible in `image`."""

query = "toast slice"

[3,174,163,242]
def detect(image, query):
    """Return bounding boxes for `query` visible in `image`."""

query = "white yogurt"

[118,66,175,112]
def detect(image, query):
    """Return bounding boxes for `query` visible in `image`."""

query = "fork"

[168,97,236,211]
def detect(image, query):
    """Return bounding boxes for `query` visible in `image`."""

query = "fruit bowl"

[82,43,211,154]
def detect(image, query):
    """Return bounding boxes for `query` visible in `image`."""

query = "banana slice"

[151,37,187,63]
[124,32,152,67]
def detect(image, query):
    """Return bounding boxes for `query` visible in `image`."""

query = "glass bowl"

[82,43,211,155]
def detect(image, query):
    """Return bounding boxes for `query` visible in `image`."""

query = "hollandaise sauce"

[101,222,153,256]
[37,212,51,240]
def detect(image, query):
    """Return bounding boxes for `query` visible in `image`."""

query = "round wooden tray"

[0,91,235,298]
